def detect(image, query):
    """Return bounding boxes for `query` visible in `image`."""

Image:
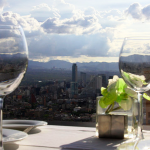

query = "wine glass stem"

[136,92,144,139]
[0,98,3,150]
[133,92,144,149]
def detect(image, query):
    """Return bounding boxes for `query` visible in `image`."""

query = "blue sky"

[0,0,150,63]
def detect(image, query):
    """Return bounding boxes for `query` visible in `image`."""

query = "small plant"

[99,75,150,114]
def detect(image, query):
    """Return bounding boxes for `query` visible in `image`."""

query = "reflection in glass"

[118,37,150,150]
[0,25,28,150]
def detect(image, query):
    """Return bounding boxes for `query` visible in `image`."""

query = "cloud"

[0,11,44,37]
[26,2,123,61]
[30,3,60,22]
[125,3,150,20]
[121,40,150,55]
[41,15,102,35]
[84,8,123,29]
[125,3,142,19]
[31,55,119,63]
[30,0,78,21]
[54,0,76,19]
[84,7,101,18]
[0,9,120,62]
[142,5,150,20]
[102,9,122,18]
[0,1,131,63]
[15,2,123,36]
[0,0,7,12]
[28,27,117,61]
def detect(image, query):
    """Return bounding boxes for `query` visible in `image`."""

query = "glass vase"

[96,96,137,139]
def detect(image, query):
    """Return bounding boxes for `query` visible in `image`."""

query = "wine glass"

[0,25,28,149]
[118,37,150,150]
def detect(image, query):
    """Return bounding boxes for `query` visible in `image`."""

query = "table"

[3,125,150,150]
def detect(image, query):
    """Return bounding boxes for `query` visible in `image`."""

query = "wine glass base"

[0,146,4,150]
[116,139,150,150]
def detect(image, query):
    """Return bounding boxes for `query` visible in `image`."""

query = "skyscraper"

[99,74,107,87]
[71,63,78,98]
[80,72,86,87]
[79,75,102,98]
[72,63,77,82]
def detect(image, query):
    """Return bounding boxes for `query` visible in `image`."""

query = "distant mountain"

[120,54,150,63]
[28,60,71,70]
[76,62,119,72]
[28,60,119,72]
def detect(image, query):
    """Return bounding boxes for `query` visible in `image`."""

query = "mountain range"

[28,60,119,72]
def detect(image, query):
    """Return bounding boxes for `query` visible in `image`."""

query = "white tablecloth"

[3,125,150,150]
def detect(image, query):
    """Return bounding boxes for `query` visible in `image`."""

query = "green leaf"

[116,78,127,93]
[107,82,117,92]
[103,89,118,106]
[122,71,130,82]
[123,71,146,88]
[99,96,108,108]
[116,92,128,103]
[142,80,148,85]
[143,93,150,101]
[124,88,137,99]
[101,87,107,96]
[99,74,140,113]
[118,97,132,111]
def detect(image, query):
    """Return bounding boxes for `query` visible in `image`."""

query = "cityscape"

[2,61,150,126]
[3,62,119,125]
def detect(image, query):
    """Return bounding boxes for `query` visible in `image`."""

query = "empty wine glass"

[0,25,28,149]
[118,37,150,150]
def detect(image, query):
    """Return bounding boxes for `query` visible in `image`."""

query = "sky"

[0,0,150,63]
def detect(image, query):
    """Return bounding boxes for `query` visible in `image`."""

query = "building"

[80,75,102,98]
[72,63,77,82]
[70,82,78,98]
[80,72,86,87]
[71,64,78,98]
[99,74,107,87]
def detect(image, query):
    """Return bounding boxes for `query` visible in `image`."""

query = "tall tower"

[71,63,78,98]
[72,63,77,82]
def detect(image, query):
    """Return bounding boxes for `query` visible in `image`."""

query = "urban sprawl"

[3,63,112,124]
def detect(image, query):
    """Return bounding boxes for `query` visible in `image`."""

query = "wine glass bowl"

[118,37,150,149]
[0,25,28,149]
[0,25,28,96]
[119,37,150,92]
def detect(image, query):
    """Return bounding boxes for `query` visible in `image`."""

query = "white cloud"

[27,28,117,61]
[102,9,122,18]
[54,0,76,19]
[84,7,101,18]
[107,38,124,56]
[31,55,119,63]
[125,3,150,20]
[125,3,142,19]
[27,2,124,61]
[41,15,102,35]
[0,11,44,37]
[84,8,123,29]
[122,39,150,55]
[0,0,7,12]
[30,1,84,21]
[30,3,60,22]
[142,5,150,20]
[2,1,148,63]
